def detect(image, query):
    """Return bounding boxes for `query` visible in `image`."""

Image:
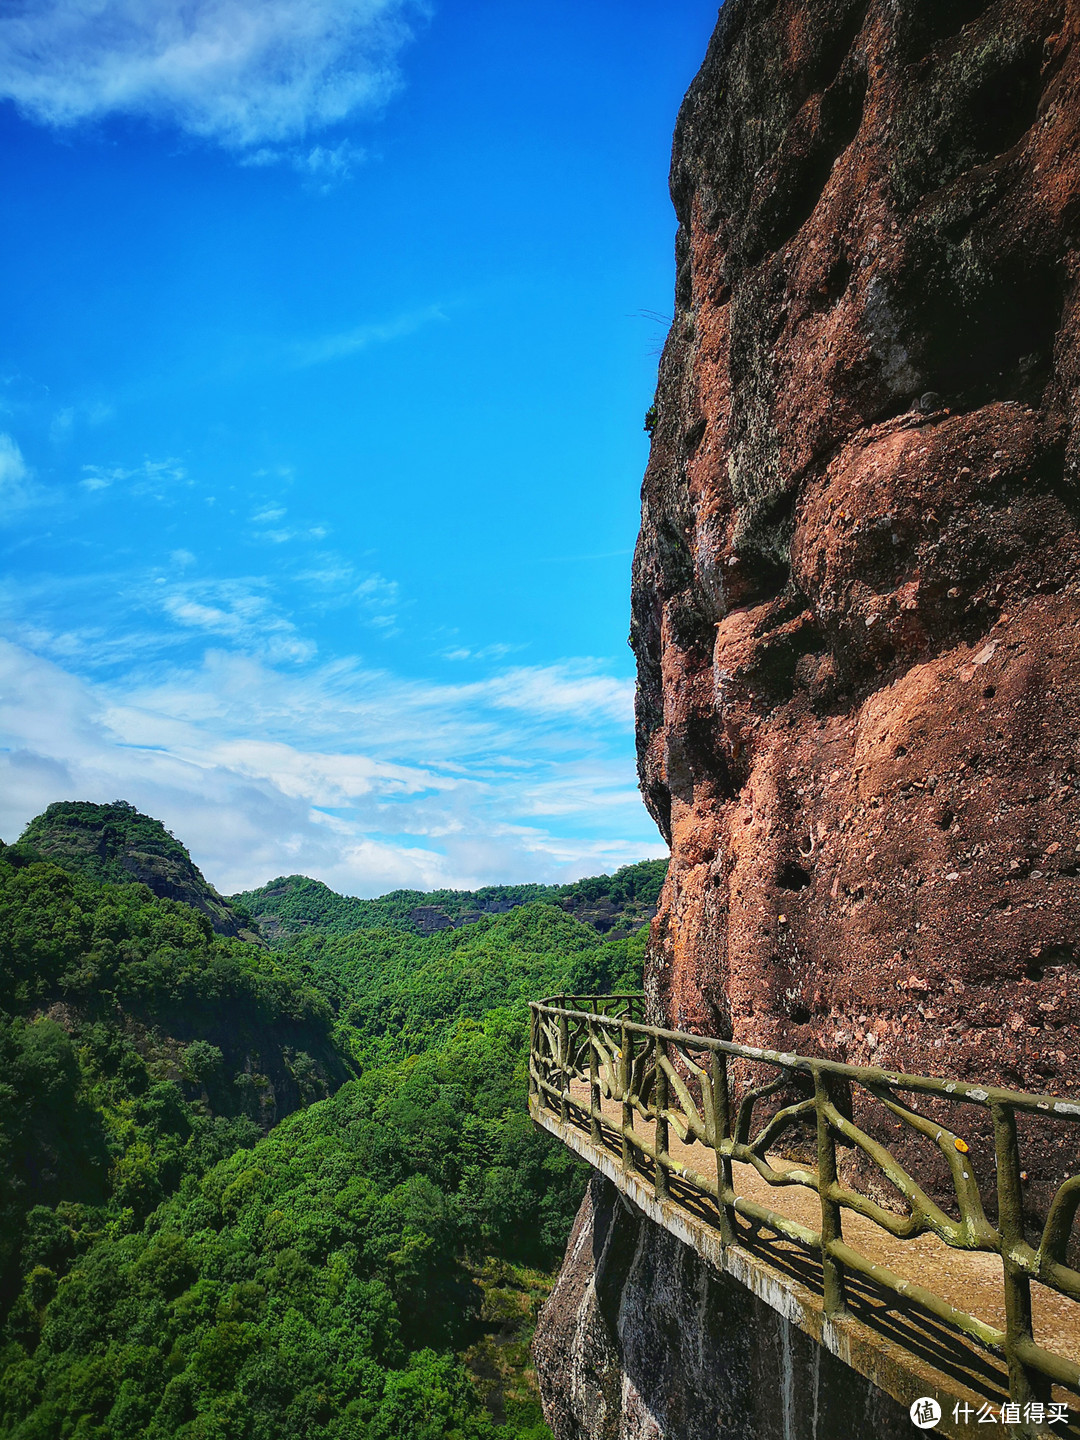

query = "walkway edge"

[531,1098,1058,1440]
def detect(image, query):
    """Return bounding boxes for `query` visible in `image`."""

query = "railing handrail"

[532,996,1080,1118]
[528,993,1080,1415]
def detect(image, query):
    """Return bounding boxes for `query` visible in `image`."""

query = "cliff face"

[535,1175,910,1440]
[633,0,1080,1181]
[536,3,1080,1435]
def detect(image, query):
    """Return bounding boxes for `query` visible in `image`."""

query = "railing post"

[589,1016,602,1145]
[558,1010,570,1124]
[815,1067,847,1318]
[528,1005,538,1105]
[654,1034,670,1201]
[993,1101,1051,1418]
[710,1049,736,1246]
[620,1023,635,1172]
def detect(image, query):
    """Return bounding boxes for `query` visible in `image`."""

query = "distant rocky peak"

[19,800,258,941]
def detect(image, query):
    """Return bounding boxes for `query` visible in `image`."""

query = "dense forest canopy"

[0,806,663,1439]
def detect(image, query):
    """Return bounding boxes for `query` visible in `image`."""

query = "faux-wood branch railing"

[528,995,1080,1410]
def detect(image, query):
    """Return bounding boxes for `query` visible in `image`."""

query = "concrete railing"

[529,995,1080,1427]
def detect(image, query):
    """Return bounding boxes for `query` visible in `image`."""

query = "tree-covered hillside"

[0,839,351,1329]
[0,808,654,1439]
[234,858,667,947]
[19,802,258,942]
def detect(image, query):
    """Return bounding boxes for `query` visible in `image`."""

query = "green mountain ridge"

[234,858,667,948]
[0,835,353,1328]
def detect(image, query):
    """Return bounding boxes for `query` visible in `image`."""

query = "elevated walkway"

[528,996,1080,1440]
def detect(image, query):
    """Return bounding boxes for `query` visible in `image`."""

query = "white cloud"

[80,456,188,498]
[242,137,366,188]
[478,665,634,728]
[292,303,446,367]
[442,642,520,663]
[295,557,400,631]
[159,579,317,662]
[0,0,428,151]
[0,432,32,503]
[51,401,114,444]
[0,639,665,894]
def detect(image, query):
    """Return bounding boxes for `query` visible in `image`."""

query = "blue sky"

[0,0,719,896]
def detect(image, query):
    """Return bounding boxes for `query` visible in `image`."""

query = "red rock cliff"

[536,9,1080,1437]
[632,0,1080,1200]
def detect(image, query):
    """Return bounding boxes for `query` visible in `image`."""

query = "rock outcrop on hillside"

[236,859,667,946]
[536,1,1080,1435]
[20,801,258,941]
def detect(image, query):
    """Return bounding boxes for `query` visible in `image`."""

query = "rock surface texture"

[537,1,1080,1435]
[535,1175,909,1440]
[633,0,1080,1201]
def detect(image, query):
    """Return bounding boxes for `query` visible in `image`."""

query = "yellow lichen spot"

[954,1138,969,1154]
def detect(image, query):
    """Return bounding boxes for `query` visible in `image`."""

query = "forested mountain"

[0,806,655,1439]
[234,857,667,946]
[19,802,259,942]
[0,838,351,1320]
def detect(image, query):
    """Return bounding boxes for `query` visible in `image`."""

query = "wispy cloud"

[242,137,366,189]
[50,401,114,444]
[0,433,35,507]
[0,638,664,894]
[80,456,188,498]
[442,642,520,663]
[296,556,400,631]
[291,303,446,367]
[158,578,316,662]
[477,665,634,728]
[0,0,429,152]
[249,506,332,545]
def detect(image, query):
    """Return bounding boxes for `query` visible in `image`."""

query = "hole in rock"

[916,261,1063,409]
[764,68,868,255]
[900,0,994,62]
[1027,943,1077,983]
[811,251,853,312]
[777,861,813,891]
[965,45,1047,161]
[802,0,870,100]
[683,416,707,455]
[826,251,853,302]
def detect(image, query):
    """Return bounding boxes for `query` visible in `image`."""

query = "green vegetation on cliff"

[0,807,655,1439]
[0,839,349,1325]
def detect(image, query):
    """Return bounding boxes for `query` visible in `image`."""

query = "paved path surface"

[565,1079,1080,1367]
